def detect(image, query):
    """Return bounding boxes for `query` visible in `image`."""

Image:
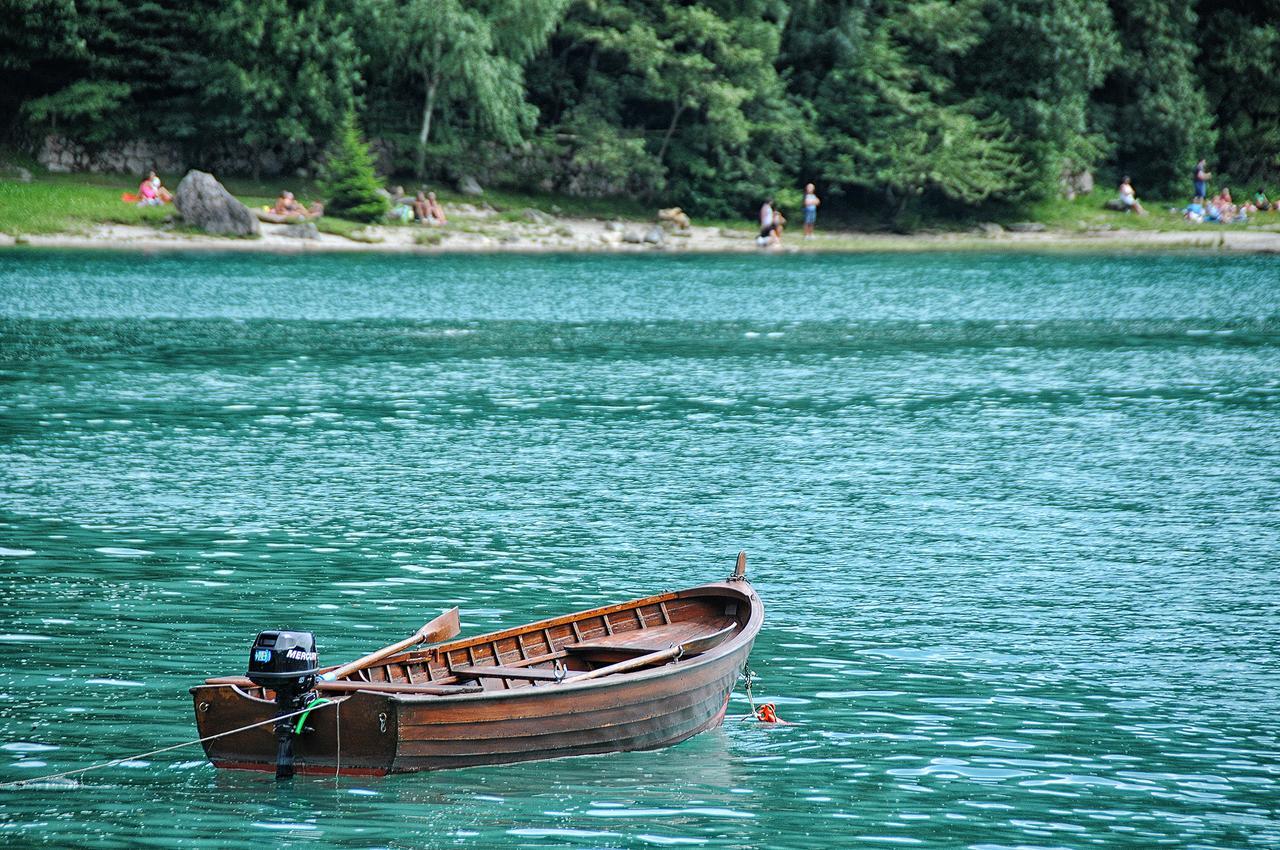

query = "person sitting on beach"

[1203,197,1223,223]
[1118,177,1146,215]
[1183,197,1205,223]
[425,192,446,225]
[386,186,413,223]
[413,191,446,225]
[1213,188,1239,221]
[273,191,305,216]
[1254,188,1273,213]
[756,201,786,248]
[147,171,173,204]
[758,199,775,243]
[138,172,162,206]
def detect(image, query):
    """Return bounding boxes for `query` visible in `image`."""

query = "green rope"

[294,697,332,735]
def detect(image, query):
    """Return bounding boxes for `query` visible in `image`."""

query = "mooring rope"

[0,697,345,789]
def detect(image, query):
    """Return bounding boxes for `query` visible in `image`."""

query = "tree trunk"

[656,101,687,166]
[415,74,439,179]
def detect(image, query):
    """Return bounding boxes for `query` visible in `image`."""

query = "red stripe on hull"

[213,760,388,777]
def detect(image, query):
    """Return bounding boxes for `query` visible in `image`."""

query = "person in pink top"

[137,176,159,206]
[136,171,171,206]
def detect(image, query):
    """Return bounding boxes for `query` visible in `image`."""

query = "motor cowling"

[246,630,319,779]
[247,630,319,692]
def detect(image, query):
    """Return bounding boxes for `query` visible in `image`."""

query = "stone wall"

[36,135,302,178]
[39,136,186,176]
[35,133,649,198]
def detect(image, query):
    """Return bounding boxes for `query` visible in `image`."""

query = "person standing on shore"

[1194,159,1211,200]
[802,183,820,239]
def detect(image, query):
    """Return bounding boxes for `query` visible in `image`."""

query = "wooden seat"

[565,620,735,655]
[449,664,580,682]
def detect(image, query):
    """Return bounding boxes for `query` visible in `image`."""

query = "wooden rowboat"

[190,556,763,775]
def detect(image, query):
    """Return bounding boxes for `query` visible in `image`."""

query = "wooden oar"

[568,623,738,683]
[320,607,460,682]
[203,607,461,687]
[202,676,481,696]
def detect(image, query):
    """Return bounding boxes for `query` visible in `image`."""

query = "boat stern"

[191,684,399,776]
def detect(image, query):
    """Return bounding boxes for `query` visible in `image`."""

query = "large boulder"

[174,170,259,236]
[657,207,691,230]
[458,175,484,196]
[282,222,320,240]
[1,165,32,183]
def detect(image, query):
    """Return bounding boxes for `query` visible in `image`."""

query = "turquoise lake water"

[0,250,1278,848]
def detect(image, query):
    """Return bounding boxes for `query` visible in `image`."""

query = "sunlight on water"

[0,250,1278,848]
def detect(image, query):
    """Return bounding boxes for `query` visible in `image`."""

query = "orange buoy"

[755,702,781,723]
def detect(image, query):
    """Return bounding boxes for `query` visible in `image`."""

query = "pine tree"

[1094,0,1214,197]
[528,0,805,215]
[789,0,1027,220]
[958,0,1120,197]
[1198,0,1280,188]
[319,113,388,222]
[201,0,363,170]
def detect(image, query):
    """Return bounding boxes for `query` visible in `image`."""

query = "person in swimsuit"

[273,191,304,216]
[425,192,447,225]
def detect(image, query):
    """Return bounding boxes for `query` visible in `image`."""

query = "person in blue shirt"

[1183,197,1205,223]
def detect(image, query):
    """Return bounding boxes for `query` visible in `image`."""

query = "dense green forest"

[3,0,1278,219]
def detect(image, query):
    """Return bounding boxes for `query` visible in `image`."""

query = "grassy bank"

[2,163,1277,245]
[0,166,657,239]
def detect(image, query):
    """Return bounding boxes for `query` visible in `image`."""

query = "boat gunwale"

[190,580,762,705]
[389,580,762,703]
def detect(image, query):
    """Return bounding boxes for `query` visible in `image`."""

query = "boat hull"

[191,580,760,775]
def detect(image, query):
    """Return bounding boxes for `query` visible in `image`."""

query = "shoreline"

[4,215,1280,256]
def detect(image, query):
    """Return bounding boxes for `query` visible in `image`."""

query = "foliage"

[22,80,133,130]
[1198,0,1280,189]
[533,0,806,215]
[319,113,388,222]
[801,0,1026,221]
[1093,0,1214,197]
[957,0,1119,197]
[363,0,567,177]
[3,0,1279,222]
[199,0,364,162]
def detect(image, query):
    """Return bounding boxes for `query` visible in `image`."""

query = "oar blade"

[678,623,738,656]
[419,606,460,644]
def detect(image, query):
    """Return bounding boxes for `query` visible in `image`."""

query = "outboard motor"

[246,630,319,779]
